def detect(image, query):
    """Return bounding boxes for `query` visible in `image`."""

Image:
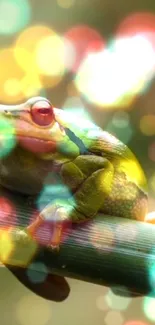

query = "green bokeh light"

[106,117,133,145]
[37,181,73,211]
[105,288,131,311]
[0,116,16,158]
[27,262,48,284]
[0,0,31,35]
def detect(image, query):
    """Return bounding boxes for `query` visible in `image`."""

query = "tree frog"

[0,97,148,250]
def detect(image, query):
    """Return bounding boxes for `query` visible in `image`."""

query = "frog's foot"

[11,228,32,245]
[27,204,70,249]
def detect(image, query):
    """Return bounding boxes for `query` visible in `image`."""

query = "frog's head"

[0,97,66,155]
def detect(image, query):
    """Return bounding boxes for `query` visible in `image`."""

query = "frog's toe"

[48,243,60,253]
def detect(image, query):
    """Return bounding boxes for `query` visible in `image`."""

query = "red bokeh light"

[64,24,105,72]
[0,196,17,228]
[116,12,155,37]
[115,12,155,50]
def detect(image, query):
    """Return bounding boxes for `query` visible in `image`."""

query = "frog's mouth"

[17,135,57,154]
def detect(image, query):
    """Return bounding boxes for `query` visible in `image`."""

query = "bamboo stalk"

[0,186,155,297]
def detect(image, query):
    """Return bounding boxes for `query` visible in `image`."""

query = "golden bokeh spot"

[14,25,64,89]
[16,294,51,325]
[0,48,26,103]
[0,229,14,263]
[13,47,34,73]
[0,227,39,268]
[39,74,63,89]
[14,25,53,72]
[140,115,155,136]
[105,310,124,325]
[4,78,21,97]
[36,35,65,77]
[20,72,41,98]
[57,0,75,8]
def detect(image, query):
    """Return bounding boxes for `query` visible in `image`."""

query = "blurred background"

[0,0,155,324]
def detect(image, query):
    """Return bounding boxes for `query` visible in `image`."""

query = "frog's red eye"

[31,101,55,126]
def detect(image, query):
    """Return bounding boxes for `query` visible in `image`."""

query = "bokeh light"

[75,34,155,108]
[96,294,110,311]
[105,288,131,311]
[14,25,65,90]
[62,96,93,123]
[148,261,155,291]
[116,12,155,40]
[0,197,16,227]
[112,111,130,128]
[106,111,133,144]
[0,48,27,102]
[105,310,124,325]
[14,25,53,72]
[27,262,48,284]
[123,321,148,325]
[145,210,155,223]
[16,294,51,325]
[143,296,155,322]
[0,228,14,263]
[37,182,72,211]
[6,226,38,267]
[62,96,85,110]
[115,222,137,243]
[0,0,31,35]
[0,116,16,157]
[64,25,104,72]
[35,34,65,77]
[56,98,95,135]
[90,224,114,252]
[57,0,75,9]
[139,115,155,136]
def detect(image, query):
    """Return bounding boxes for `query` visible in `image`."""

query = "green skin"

[0,97,148,250]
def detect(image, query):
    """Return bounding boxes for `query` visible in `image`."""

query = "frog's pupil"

[38,107,51,114]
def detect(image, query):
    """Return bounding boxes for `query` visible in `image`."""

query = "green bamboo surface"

[0,186,155,297]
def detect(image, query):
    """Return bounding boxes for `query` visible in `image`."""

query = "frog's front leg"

[27,155,114,250]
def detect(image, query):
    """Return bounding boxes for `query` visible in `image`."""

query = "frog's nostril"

[4,110,11,116]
